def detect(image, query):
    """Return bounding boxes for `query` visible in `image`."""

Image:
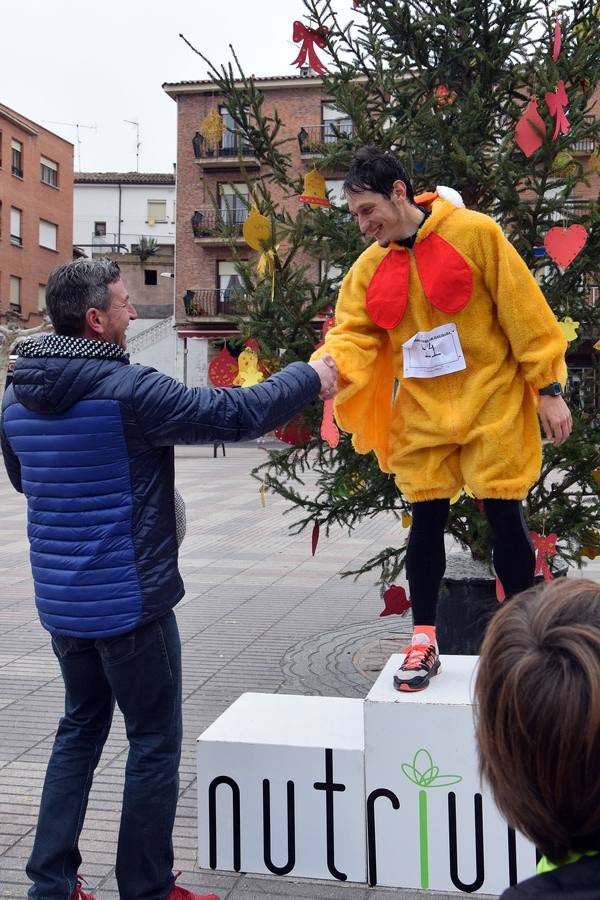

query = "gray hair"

[46,258,121,336]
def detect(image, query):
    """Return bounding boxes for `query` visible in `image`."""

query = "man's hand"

[538,395,572,446]
[309,354,339,400]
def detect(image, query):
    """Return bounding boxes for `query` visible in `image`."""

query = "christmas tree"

[192,0,600,583]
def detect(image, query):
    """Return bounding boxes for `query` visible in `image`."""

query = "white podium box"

[197,692,366,882]
[364,655,537,894]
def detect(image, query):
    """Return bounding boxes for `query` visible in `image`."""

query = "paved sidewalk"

[1,440,597,899]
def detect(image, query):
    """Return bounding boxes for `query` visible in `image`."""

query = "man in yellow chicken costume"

[312,146,572,692]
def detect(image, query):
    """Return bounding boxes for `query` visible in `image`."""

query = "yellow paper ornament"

[594,339,600,351]
[551,151,578,176]
[233,348,265,388]
[593,467,600,487]
[589,150,600,175]
[558,316,580,342]
[201,108,225,152]
[243,208,278,298]
[242,207,272,251]
[573,3,599,41]
[581,529,600,559]
[299,168,331,209]
[401,511,412,529]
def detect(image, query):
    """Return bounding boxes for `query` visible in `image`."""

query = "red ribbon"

[545,81,569,141]
[531,531,558,581]
[292,21,328,75]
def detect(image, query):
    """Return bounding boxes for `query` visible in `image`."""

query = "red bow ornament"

[292,21,328,75]
[531,531,558,581]
[545,81,570,141]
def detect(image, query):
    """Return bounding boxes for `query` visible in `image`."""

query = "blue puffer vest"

[1,342,320,638]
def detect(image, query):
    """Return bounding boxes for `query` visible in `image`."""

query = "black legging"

[405,498,535,625]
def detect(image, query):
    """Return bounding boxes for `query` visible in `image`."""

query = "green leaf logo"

[402,748,463,788]
[401,749,463,889]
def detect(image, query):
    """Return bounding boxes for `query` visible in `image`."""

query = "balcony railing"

[551,199,592,222]
[183,289,246,318]
[192,133,255,162]
[571,116,596,155]
[191,207,249,239]
[298,121,354,154]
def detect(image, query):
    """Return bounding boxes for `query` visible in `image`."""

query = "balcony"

[192,207,248,244]
[551,199,593,222]
[192,134,259,170]
[183,289,246,319]
[571,116,596,155]
[298,121,354,156]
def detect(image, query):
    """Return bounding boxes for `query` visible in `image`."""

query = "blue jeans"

[27,610,182,900]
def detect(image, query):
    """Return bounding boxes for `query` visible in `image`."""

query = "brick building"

[163,76,598,388]
[162,75,347,381]
[0,103,73,325]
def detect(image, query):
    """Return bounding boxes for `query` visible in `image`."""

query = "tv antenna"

[44,121,96,170]
[124,119,141,171]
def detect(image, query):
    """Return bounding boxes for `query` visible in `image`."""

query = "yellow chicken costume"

[312,197,567,502]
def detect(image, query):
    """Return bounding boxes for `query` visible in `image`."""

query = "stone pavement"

[1,440,598,900]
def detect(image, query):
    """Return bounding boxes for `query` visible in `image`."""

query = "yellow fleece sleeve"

[311,252,395,469]
[479,219,568,389]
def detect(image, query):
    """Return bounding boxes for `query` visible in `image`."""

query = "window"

[11,139,23,177]
[94,221,107,237]
[38,284,47,312]
[144,269,158,286]
[319,259,343,298]
[219,106,252,157]
[218,260,244,313]
[10,207,22,246]
[10,275,21,309]
[40,155,59,187]
[147,200,167,224]
[39,219,58,251]
[325,179,346,207]
[219,182,249,225]
[322,104,353,143]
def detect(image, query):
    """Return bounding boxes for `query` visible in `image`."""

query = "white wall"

[127,317,177,379]
[74,182,176,255]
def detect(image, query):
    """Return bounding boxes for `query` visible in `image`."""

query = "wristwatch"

[538,382,563,397]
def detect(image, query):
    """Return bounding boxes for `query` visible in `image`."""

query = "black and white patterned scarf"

[18,334,128,361]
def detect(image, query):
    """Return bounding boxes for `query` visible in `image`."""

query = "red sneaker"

[167,871,219,900]
[70,876,96,900]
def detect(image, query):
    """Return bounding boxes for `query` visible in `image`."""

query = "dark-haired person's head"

[343,146,420,246]
[46,258,136,348]
[475,578,600,864]
[343,146,415,203]
[46,258,122,336]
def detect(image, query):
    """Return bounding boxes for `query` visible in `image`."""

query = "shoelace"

[401,643,435,671]
[71,876,95,900]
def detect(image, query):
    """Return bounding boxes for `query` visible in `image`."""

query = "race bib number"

[402,323,466,378]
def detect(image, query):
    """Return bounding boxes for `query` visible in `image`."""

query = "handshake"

[309,354,339,401]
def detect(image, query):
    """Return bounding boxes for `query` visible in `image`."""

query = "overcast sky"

[2,0,334,174]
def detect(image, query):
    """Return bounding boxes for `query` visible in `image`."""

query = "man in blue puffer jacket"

[0,258,338,900]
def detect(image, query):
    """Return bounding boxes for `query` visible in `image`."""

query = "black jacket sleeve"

[132,361,321,446]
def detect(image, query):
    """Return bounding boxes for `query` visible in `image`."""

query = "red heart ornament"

[543,224,588,268]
